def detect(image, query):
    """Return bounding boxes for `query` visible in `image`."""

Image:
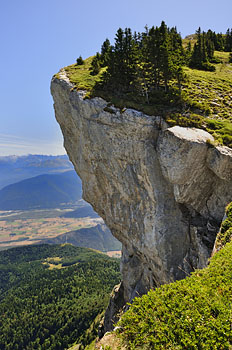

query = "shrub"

[229,52,232,63]
[90,54,101,75]
[201,61,216,71]
[215,203,232,249]
[210,57,222,64]
[222,134,232,147]
[76,55,84,65]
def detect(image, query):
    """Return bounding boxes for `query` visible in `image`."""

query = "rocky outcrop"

[51,72,232,332]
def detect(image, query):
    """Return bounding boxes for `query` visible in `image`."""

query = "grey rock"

[51,72,232,333]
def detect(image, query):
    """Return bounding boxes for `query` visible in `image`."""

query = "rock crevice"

[51,73,232,332]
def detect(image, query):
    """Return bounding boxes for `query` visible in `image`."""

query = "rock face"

[51,72,232,332]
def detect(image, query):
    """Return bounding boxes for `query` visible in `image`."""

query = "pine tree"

[189,28,215,71]
[100,22,186,98]
[105,28,138,92]
[190,27,203,68]
[168,27,185,92]
[229,52,232,63]
[225,28,232,52]
[76,55,84,65]
[159,21,171,91]
[90,53,101,75]
[216,33,225,51]
[100,38,111,66]
[106,28,125,90]
[145,25,162,89]
[123,27,138,89]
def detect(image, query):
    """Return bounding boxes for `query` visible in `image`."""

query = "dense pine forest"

[0,244,120,350]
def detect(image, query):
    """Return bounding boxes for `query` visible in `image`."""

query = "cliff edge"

[51,71,232,333]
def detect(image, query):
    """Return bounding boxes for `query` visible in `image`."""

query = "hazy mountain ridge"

[0,170,82,210]
[0,154,73,189]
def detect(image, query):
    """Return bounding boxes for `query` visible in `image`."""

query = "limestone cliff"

[51,71,232,332]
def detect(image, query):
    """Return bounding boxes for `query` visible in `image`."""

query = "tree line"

[84,22,232,100]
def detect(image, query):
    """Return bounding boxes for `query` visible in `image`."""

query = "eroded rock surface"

[51,72,232,333]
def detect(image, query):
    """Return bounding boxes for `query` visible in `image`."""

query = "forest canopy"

[0,244,120,350]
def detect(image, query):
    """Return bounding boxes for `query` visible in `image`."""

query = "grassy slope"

[118,244,232,349]
[62,52,232,147]
[62,56,106,91]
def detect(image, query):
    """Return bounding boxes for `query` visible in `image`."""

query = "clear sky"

[1,0,232,156]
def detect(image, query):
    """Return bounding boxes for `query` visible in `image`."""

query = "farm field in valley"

[106,250,121,258]
[0,208,103,249]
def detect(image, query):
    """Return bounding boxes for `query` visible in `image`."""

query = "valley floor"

[0,207,102,249]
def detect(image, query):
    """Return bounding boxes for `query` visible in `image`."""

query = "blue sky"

[1,0,232,156]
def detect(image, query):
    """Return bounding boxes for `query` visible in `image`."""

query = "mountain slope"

[0,154,73,189]
[0,170,82,210]
[43,224,121,252]
[0,244,120,350]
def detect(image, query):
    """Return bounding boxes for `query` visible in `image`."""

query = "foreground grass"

[116,203,232,350]
[62,53,232,147]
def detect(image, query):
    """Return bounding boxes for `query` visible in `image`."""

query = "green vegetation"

[214,202,232,250]
[0,244,120,350]
[61,23,232,148]
[116,204,232,350]
[65,56,107,91]
[189,28,218,71]
[76,55,84,65]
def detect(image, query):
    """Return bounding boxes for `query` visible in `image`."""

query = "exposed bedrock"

[51,73,232,332]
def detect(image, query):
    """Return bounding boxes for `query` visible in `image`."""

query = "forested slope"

[0,244,120,350]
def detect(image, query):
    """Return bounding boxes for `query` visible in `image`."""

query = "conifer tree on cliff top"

[98,21,184,97]
[189,27,215,71]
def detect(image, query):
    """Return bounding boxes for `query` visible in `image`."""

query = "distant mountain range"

[42,223,121,252]
[0,170,82,210]
[0,154,73,189]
